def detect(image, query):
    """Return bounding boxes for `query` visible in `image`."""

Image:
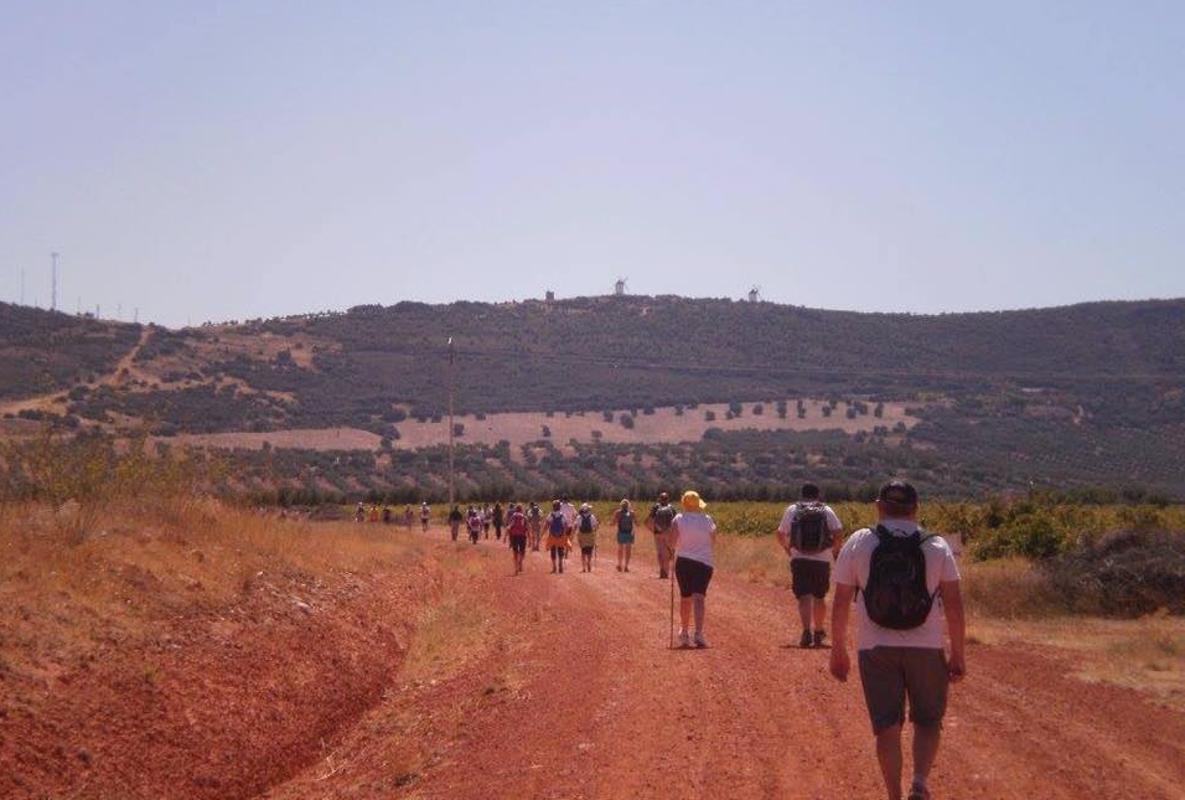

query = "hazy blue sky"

[2,2,1182,327]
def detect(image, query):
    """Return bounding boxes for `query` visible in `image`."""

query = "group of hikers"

[441,495,669,576]
[354,500,432,531]
[426,480,964,800]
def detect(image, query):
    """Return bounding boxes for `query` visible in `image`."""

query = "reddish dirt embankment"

[0,509,444,800]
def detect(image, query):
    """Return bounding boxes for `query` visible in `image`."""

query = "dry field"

[173,398,916,453]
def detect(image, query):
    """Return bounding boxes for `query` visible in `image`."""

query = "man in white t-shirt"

[775,483,844,648]
[830,480,965,800]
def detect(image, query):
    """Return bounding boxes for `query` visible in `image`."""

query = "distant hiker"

[467,506,483,544]
[420,501,431,532]
[527,501,544,551]
[669,491,716,648]
[506,503,529,575]
[575,503,599,573]
[612,499,636,572]
[403,505,415,529]
[493,502,505,541]
[545,500,570,574]
[369,505,381,524]
[448,505,463,541]
[482,504,493,538]
[382,505,393,525]
[646,491,677,579]
[776,482,845,648]
[559,496,577,534]
[354,502,365,523]
[830,480,965,800]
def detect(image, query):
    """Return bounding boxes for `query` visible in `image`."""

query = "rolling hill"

[2,296,1183,499]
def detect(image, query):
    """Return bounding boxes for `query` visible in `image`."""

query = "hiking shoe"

[907,785,931,800]
[813,629,827,648]
[693,632,709,649]
[677,630,692,649]
[799,630,814,649]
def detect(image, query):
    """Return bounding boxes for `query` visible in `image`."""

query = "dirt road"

[269,532,1185,800]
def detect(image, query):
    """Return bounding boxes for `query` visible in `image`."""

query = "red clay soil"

[7,530,1185,800]
[0,563,430,800]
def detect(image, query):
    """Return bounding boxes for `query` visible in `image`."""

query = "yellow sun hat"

[681,490,706,512]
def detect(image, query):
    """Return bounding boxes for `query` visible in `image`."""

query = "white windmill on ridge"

[748,285,761,303]
[614,277,628,296]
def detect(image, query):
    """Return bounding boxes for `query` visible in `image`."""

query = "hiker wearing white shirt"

[830,480,966,800]
[775,482,845,648]
[668,490,716,649]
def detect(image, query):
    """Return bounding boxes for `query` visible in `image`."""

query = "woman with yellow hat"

[668,490,717,648]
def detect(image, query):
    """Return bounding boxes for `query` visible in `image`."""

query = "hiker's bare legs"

[617,545,625,570]
[679,596,692,632]
[796,596,813,632]
[875,724,904,800]
[911,723,941,790]
[623,543,632,570]
[813,597,827,630]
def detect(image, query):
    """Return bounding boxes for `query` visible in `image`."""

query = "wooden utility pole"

[447,336,456,508]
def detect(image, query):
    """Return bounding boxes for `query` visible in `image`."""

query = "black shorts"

[675,557,713,597]
[509,535,527,555]
[580,545,594,556]
[790,558,831,599]
[858,647,949,734]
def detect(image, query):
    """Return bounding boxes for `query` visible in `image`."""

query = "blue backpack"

[549,512,566,536]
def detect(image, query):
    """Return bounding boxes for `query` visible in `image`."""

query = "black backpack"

[790,502,833,553]
[862,526,939,630]
[652,504,675,532]
[578,511,594,533]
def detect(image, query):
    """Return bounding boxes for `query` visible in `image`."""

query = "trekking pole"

[668,554,675,649]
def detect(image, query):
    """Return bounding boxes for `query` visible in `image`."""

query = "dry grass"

[970,613,1185,709]
[399,543,492,682]
[0,497,432,696]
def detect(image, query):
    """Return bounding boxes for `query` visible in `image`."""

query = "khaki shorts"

[857,647,949,734]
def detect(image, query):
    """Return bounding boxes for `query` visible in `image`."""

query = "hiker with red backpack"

[544,500,571,574]
[776,482,845,648]
[829,480,965,800]
[506,503,530,575]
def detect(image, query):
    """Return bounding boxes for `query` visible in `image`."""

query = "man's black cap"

[878,479,918,506]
